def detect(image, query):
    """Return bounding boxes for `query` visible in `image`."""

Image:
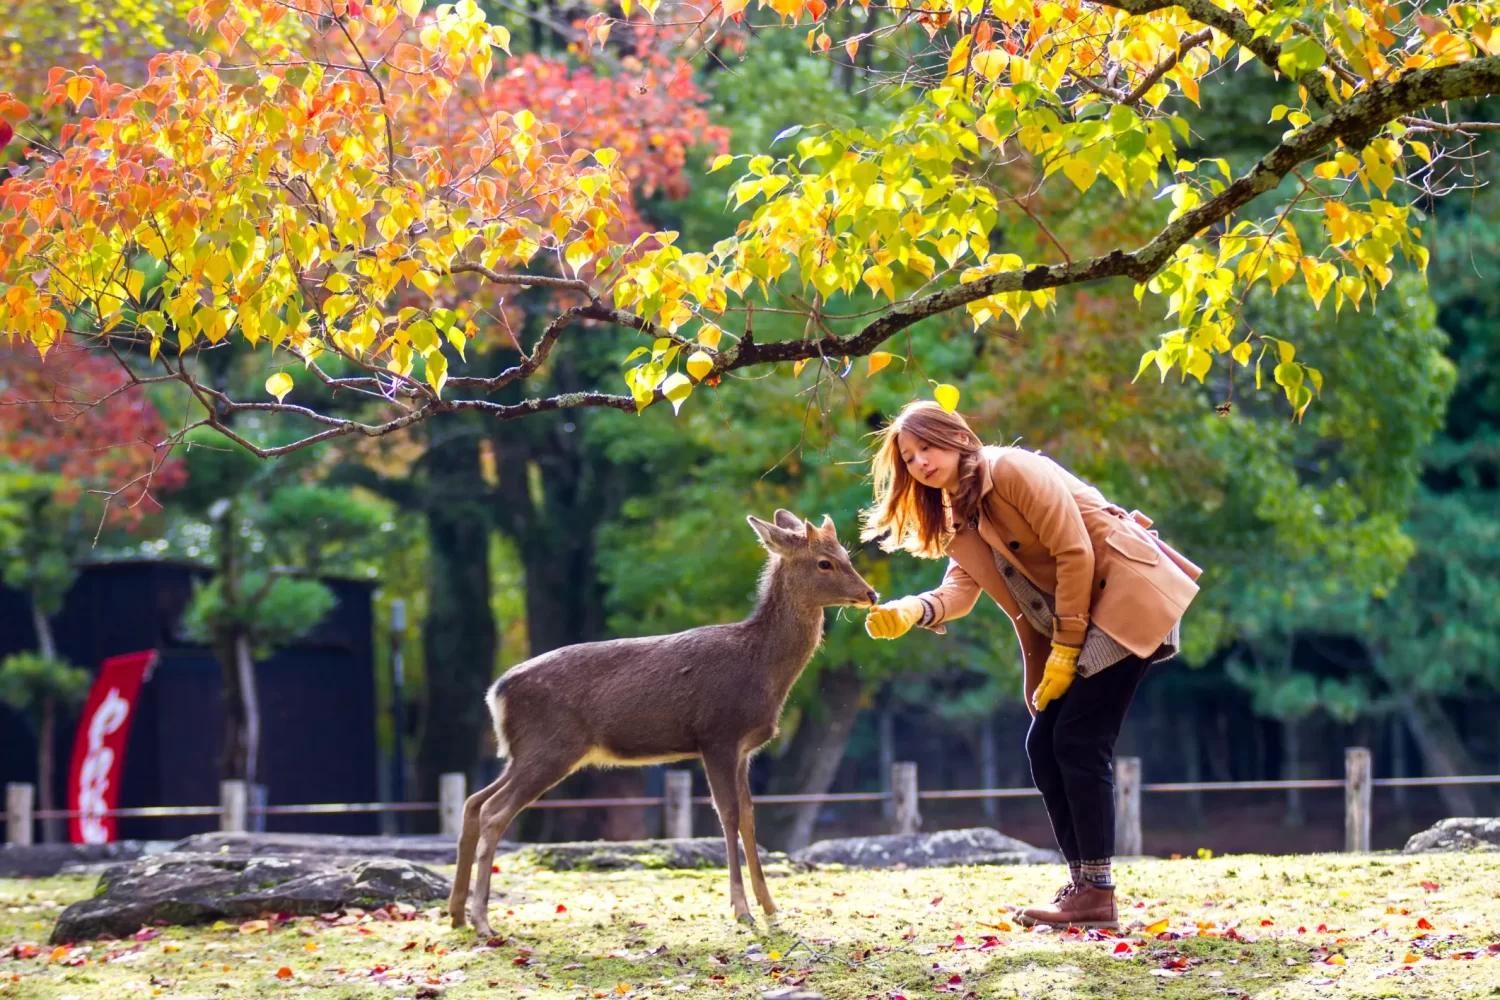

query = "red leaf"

[1162,956,1189,970]
[1420,881,1441,891]
[1261,919,1274,926]
[930,896,943,906]
[953,934,964,946]
[1113,942,1133,954]
[512,956,529,965]
[401,942,418,952]
[1316,924,1329,933]
[948,973,962,984]
[556,904,567,913]
[492,865,500,873]
[1416,918,1434,930]
[133,929,160,942]
[275,967,293,979]
[0,120,12,148]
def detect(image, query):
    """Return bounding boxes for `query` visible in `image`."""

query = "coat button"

[1100,578,1107,589]
[1030,599,1043,610]
[1008,540,1021,551]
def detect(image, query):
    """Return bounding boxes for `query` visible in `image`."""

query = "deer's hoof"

[734,911,755,926]
[449,913,467,930]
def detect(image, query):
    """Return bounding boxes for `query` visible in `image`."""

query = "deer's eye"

[817,559,834,571]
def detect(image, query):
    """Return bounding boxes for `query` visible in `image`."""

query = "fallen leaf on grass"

[1112,942,1134,956]
[1324,955,1347,966]
[239,920,269,935]
[1402,952,1423,964]
[1144,918,1169,934]
[275,967,294,979]
[1420,880,1441,891]
[1416,917,1434,930]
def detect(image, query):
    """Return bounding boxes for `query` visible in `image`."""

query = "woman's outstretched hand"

[1031,643,1080,711]
[865,596,926,640]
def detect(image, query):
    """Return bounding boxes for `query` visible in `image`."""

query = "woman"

[861,400,1201,929]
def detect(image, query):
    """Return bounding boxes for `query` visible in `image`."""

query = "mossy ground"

[3,852,1498,999]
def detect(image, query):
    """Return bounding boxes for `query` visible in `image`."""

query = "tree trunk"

[979,716,998,821]
[1399,694,1489,815]
[1282,719,1304,827]
[235,633,260,788]
[414,422,497,816]
[38,695,57,844]
[31,604,56,659]
[878,703,895,821]
[1178,713,1204,826]
[761,663,865,853]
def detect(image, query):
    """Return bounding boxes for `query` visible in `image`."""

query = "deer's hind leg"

[449,765,513,929]
[702,748,753,922]
[470,743,585,939]
[735,754,776,916]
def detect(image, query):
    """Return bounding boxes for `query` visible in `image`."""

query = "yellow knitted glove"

[865,596,927,640]
[1031,643,1081,712]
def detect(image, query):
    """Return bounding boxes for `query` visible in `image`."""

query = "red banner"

[67,651,157,844]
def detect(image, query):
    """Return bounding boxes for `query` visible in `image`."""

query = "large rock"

[1403,817,1500,854]
[51,852,449,942]
[792,828,1061,869]
[0,842,167,878]
[171,831,506,865]
[509,837,802,872]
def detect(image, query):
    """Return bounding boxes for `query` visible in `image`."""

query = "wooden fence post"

[439,773,467,839]
[219,780,247,833]
[664,770,693,839]
[5,784,34,846]
[1345,746,1372,853]
[1114,757,1143,857]
[891,761,920,835]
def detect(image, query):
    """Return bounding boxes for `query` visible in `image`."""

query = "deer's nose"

[866,589,880,605]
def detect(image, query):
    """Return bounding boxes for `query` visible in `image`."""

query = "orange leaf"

[1402,953,1422,964]
[276,967,294,979]
[1325,954,1346,966]
[845,38,859,60]
[1144,918,1170,934]
[1416,917,1433,930]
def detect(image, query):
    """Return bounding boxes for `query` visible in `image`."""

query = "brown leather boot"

[1017,882,1118,929]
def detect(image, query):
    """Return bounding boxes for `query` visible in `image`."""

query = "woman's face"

[896,431,960,492]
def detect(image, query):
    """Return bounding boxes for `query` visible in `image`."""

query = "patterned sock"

[1080,858,1113,889]
[1067,861,1082,886]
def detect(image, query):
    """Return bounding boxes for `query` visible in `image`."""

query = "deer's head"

[747,509,879,609]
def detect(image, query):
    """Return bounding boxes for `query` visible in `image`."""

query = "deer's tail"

[486,677,511,760]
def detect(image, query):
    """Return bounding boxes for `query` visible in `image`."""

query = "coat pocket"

[1104,525,1161,566]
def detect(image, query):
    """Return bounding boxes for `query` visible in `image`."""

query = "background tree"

[0,650,91,843]
[175,427,389,784]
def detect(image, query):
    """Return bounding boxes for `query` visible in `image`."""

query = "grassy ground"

[2,852,1498,999]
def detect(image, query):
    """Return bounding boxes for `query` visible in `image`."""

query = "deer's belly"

[576,746,698,770]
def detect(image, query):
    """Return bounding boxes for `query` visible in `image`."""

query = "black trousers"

[1025,654,1149,862]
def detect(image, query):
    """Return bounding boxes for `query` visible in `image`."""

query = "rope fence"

[7,748,1500,854]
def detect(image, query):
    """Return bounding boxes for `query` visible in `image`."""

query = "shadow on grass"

[973,937,1312,999]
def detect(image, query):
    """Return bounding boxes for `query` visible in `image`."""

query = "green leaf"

[1277,35,1327,81]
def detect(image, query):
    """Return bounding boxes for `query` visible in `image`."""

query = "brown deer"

[447,510,879,935]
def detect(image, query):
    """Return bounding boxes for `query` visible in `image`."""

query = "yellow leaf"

[1313,161,1341,179]
[1061,157,1097,192]
[661,372,692,414]
[697,324,722,349]
[934,383,960,412]
[1144,918,1170,934]
[399,0,423,18]
[489,25,511,54]
[722,0,746,16]
[845,38,859,61]
[265,372,293,402]
[425,350,448,395]
[411,271,439,297]
[686,350,713,381]
[1325,954,1346,966]
[867,351,893,376]
[709,154,734,173]
[1231,342,1252,366]
[972,49,1008,81]
[793,358,809,377]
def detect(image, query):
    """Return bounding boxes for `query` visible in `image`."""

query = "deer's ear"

[747,515,803,553]
[819,513,838,539]
[772,509,801,530]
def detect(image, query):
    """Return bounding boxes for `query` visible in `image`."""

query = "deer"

[446,510,880,936]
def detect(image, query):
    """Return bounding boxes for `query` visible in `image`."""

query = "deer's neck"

[742,564,826,697]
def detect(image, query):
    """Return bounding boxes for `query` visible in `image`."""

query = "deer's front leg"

[736,754,776,916]
[702,749,753,922]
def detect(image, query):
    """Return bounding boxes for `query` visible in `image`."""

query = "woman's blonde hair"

[860,400,985,559]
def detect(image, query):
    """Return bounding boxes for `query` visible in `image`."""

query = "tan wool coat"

[919,446,1202,668]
